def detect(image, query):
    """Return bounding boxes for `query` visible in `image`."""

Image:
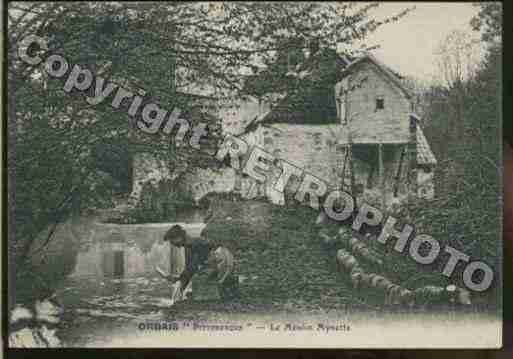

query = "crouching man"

[163,224,240,302]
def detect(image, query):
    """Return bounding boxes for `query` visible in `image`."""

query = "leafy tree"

[415,3,502,300]
[470,2,502,45]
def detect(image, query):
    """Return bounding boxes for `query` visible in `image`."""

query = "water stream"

[52,208,210,346]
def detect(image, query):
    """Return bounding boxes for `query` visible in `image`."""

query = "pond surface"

[55,273,220,346]
[55,275,166,346]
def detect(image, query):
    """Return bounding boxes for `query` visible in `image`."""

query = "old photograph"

[6,1,503,348]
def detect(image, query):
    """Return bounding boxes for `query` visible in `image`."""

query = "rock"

[35,299,63,324]
[413,284,471,306]
[10,305,32,323]
[9,302,62,348]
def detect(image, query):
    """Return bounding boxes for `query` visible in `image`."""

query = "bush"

[108,179,196,224]
[201,192,500,308]
[201,198,364,308]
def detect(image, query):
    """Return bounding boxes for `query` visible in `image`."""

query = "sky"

[359,2,483,84]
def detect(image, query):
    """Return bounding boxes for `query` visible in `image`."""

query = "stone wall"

[249,123,341,186]
[184,123,343,204]
[182,167,237,203]
[70,221,206,278]
[129,122,418,209]
[128,120,345,205]
[233,124,412,209]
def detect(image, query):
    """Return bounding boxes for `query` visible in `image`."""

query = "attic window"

[375,97,384,111]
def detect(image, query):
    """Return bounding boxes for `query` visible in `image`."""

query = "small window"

[376,97,384,111]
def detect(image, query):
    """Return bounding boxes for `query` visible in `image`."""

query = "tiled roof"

[416,126,437,165]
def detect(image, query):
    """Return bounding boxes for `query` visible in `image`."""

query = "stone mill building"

[132,52,437,210]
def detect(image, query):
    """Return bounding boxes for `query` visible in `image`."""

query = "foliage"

[402,3,502,305]
[107,180,196,224]
[201,198,367,308]
[470,2,502,45]
[243,46,343,124]
[8,2,411,305]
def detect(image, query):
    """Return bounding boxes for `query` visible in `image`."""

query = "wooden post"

[378,143,386,209]
[349,144,355,197]
[393,146,406,198]
[340,146,349,191]
[348,131,355,197]
[407,117,418,203]
[345,76,356,198]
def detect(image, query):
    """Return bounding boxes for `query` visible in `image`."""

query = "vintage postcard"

[5,1,503,349]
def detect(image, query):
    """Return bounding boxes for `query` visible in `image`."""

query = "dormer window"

[375,97,384,111]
